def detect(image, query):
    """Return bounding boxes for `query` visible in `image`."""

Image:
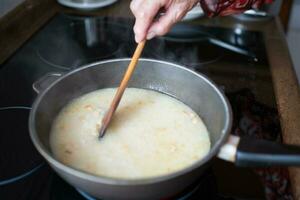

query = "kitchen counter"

[1,0,300,199]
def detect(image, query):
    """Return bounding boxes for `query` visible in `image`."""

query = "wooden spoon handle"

[99,41,146,138]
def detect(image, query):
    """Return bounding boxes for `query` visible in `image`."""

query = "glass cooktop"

[0,13,289,199]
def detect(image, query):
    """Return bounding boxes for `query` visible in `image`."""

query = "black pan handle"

[218,135,300,167]
[236,136,300,167]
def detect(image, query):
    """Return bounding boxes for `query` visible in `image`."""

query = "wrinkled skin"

[130,0,199,42]
[130,0,273,43]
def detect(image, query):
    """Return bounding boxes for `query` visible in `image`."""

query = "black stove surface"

[0,13,277,200]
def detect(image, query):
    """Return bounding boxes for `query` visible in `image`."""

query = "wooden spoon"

[98,40,146,138]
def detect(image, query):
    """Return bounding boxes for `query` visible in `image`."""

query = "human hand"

[130,0,199,43]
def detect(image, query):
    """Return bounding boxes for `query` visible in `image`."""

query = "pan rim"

[29,58,232,186]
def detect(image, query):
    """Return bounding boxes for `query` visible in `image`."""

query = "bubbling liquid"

[50,88,210,179]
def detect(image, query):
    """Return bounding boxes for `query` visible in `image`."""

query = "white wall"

[286,0,300,84]
[0,0,25,17]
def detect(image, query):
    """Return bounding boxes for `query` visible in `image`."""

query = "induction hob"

[0,13,291,200]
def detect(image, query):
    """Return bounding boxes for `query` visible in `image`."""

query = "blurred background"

[0,0,300,83]
[1,0,299,84]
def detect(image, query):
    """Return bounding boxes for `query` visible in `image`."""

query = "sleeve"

[199,0,273,17]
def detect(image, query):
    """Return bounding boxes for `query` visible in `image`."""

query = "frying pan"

[29,58,300,200]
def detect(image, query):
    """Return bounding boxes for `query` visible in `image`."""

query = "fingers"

[130,0,167,43]
[146,2,191,40]
[130,0,198,42]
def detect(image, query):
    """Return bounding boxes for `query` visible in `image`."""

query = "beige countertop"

[1,0,300,199]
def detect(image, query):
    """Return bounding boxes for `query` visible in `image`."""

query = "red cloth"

[200,0,273,17]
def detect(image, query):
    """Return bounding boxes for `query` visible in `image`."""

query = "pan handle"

[218,135,300,167]
[33,72,63,94]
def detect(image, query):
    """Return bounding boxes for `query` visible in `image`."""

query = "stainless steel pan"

[29,58,300,200]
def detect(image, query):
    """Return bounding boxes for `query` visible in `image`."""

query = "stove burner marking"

[76,189,97,200]
[0,106,31,111]
[0,106,44,186]
[0,163,44,186]
[36,50,71,71]
[35,21,132,71]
